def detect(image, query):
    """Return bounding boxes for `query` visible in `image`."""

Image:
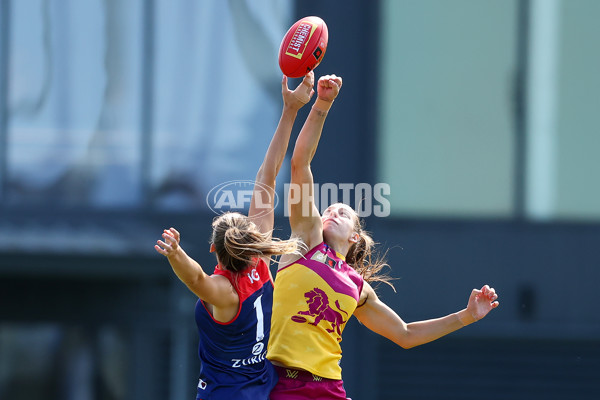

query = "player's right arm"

[249,72,314,236]
[287,75,343,253]
[155,228,238,308]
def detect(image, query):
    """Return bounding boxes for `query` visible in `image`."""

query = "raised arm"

[354,283,499,349]
[155,228,237,308]
[249,72,315,235]
[288,75,343,249]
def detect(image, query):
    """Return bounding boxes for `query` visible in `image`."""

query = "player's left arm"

[354,282,499,349]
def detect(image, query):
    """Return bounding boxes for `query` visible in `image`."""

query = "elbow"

[290,147,310,171]
[394,336,415,349]
[255,166,276,187]
[290,157,300,176]
[392,328,419,350]
[290,156,309,181]
[290,153,301,171]
[289,159,310,187]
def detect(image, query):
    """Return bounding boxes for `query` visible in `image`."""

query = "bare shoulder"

[209,274,238,305]
[210,273,234,287]
[206,275,240,323]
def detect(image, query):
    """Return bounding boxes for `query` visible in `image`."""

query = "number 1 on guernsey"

[254,295,264,342]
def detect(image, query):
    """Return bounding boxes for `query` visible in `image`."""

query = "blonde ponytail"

[213,212,302,273]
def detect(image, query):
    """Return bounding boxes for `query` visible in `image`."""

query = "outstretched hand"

[155,227,181,257]
[466,285,499,321]
[282,71,315,110]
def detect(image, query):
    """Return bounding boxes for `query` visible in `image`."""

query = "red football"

[278,16,328,78]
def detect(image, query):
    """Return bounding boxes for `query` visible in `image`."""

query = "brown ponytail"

[346,215,395,290]
[212,212,302,273]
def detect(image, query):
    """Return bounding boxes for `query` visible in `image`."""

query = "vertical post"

[360,0,381,187]
[140,0,155,209]
[513,0,530,220]
[0,0,11,203]
[525,0,561,220]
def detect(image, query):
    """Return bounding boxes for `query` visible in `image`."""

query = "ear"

[349,232,359,243]
[209,243,216,253]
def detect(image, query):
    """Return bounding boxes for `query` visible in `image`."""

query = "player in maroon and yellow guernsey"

[267,75,500,399]
[155,72,315,400]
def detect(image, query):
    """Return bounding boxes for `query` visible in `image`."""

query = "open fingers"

[154,241,170,256]
[162,232,177,247]
[481,285,498,300]
[168,227,180,240]
[163,228,180,243]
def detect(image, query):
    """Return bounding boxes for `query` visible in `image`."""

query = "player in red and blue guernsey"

[155,72,315,400]
[194,251,274,399]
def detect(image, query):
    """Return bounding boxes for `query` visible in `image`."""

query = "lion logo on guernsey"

[291,288,348,340]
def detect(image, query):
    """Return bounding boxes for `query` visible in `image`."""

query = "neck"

[325,239,350,259]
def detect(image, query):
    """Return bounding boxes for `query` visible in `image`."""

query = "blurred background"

[0,0,599,399]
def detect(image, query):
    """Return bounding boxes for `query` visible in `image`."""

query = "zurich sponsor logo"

[252,342,265,355]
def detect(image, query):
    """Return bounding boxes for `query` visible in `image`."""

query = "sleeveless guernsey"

[194,258,276,400]
[267,243,364,380]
